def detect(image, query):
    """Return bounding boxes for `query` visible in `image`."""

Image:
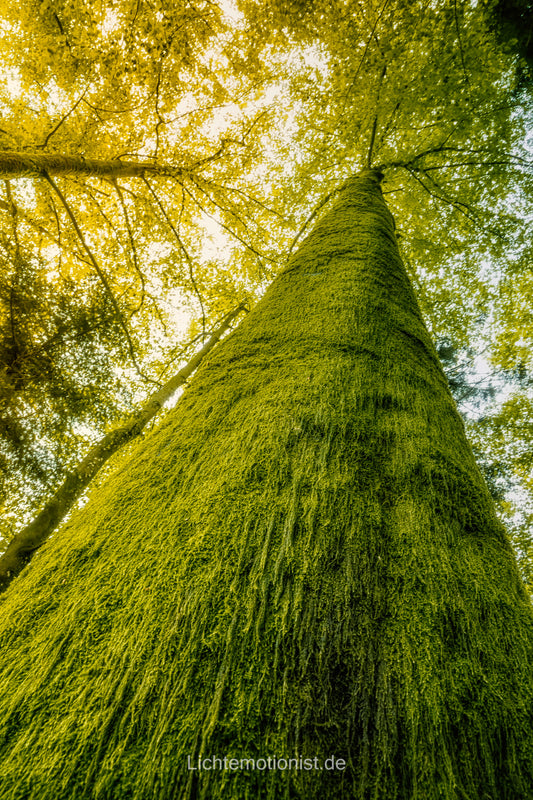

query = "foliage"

[484,0,533,83]
[0,225,128,532]
[0,0,530,575]
[0,0,280,540]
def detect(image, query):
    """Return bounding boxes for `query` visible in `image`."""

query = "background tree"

[0,0,279,545]
[0,301,247,592]
[485,0,533,82]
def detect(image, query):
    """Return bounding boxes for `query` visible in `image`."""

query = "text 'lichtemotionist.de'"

[187,755,347,771]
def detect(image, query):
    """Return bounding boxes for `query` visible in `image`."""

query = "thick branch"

[0,151,185,180]
[0,301,247,593]
[0,146,245,182]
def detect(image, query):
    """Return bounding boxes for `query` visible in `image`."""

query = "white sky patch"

[100,8,121,38]
[218,0,245,25]
[161,291,193,338]
[524,131,533,155]
[173,92,200,117]
[200,213,234,260]
[297,43,330,77]
[199,101,244,140]
[10,178,38,210]
[478,258,502,287]
[1,66,22,99]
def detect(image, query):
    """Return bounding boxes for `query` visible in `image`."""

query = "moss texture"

[0,170,532,799]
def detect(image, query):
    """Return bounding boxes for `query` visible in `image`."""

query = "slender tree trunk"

[0,171,532,800]
[0,151,184,180]
[0,302,245,593]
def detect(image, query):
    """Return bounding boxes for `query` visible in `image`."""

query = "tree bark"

[0,172,532,800]
[0,151,185,180]
[0,302,246,593]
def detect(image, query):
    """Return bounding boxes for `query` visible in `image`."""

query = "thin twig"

[0,193,91,267]
[405,165,480,225]
[4,182,21,371]
[337,0,390,121]
[112,179,146,316]
[404,165,510,242]
[206,180,286,219]
[142,176,207,336]
[47,192,65,274]
[4,182,20,254]
[44,173,159,385]
[155,301,249,383]
[80,184,146,310]
[38,90,88,150]
[184,176,276,263]
[177,187,206,338]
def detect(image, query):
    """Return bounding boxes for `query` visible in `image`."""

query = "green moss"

[0,171,532,799]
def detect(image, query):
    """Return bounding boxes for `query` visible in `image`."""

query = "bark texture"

[0,151,184,180]
[0,304,245,594]
[0,171,532,800]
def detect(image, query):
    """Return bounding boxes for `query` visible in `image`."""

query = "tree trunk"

[0,170,532,800]
[0,303,246,594]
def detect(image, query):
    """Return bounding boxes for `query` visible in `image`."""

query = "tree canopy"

[1,0,533,588]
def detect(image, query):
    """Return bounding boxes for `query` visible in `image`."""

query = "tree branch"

[337,0,390,121]
[367,64,387,168]
[44,173,158,385]
[0,301,247,593]
[0,151,185,181]
[38,90,88,150]
[404,165,510,242]
[185,175,276,264]
[112,179,146,316]
[142,175,207,335]
[286,187,340,259]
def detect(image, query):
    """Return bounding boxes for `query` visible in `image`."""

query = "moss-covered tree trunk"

[0,170,532,800]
